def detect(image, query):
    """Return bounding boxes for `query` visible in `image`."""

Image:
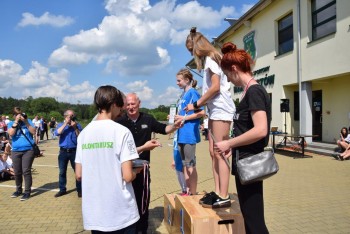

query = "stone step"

[274,141,338,157]
[308,142,337,150]
[305,142,338,157]
[304,147,335,156]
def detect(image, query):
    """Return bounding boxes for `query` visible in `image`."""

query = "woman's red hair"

[221,42,254,75]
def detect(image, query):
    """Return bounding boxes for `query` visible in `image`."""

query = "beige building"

[188,0,350,143]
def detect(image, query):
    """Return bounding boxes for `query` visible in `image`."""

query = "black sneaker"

[202,194,231,209]
[78,192,82,198]
[11,191,22,198]
[199,191,216,204]
[20,193,30,201]
[54,191,67,197]
[200,192,220,207]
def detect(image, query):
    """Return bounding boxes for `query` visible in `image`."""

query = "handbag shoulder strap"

[235,149,239,164]
[18,126,35,148]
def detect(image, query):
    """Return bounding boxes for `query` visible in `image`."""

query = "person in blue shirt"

[175,68,205,195]
[54,109,83,198]
[7,107,36,201]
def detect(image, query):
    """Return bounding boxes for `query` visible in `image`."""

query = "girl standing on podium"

[184,27,236,208]
[174,68,205,196]
[215,42,271,234]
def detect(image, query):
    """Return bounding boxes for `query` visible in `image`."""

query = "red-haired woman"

[215,42,271,234]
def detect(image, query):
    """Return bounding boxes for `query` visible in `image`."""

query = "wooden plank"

[164,194,181,234]
[201,194,246,234]
[175,195,213,233]
[174,193,245,234]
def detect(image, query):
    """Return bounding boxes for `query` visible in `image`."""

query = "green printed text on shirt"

[82,142,113,150]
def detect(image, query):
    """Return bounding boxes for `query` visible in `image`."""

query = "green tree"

[150,111,168,121]
[48,111,62,121]
[30,97,59,114]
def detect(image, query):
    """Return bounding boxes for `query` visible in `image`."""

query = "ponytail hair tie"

[190,27,196,34]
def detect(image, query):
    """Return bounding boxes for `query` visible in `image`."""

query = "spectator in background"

[201,115,209,141]
[7,107,36,201]
[1,136,10,151]
[0,115,7,138]
[0,147,14,181]
[5,116,10,139]
[5,116,10,125]
[49,117,57,140]
[54,110,82,198]
[42,118,49,140]
[32,115,40,144]
[333,141,350,160]
[336,127,350,152]
[39,116,44,141]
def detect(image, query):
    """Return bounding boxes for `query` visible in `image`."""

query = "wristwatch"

[193,101,199,109]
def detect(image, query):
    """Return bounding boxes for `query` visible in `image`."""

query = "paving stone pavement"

[1,134,349,233]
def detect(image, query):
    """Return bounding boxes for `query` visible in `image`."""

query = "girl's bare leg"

[210,120,232,198]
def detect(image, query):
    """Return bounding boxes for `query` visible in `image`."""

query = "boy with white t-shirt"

[75,85,141,233]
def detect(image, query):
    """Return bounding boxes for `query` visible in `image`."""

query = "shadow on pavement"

[148,206,164,234]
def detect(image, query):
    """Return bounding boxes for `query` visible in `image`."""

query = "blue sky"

[0,0,257,108]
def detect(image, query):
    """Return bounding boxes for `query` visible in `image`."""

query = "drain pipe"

[297,0,302,135]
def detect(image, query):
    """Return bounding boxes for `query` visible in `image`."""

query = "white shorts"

[207,105,234,121]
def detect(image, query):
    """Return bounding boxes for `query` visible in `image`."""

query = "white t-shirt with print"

[75,119,139,232]
[202,56,235,120]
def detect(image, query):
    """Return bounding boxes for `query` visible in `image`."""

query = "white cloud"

[0,59,23,80]
[0,60,95,104]
[48,0,233,76]
[19,61,49,87]
[136,86,153,101]
[126,80,148,90]
[49,45,92,66]
[154,86,181,107]
[125,80,153,101]
[18,12,74,27]
[170,1,234,29]
[3,0,257,108]
[105,0,151,15]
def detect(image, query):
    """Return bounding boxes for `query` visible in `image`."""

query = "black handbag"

[18,126,41,157]
[236,148,279,185]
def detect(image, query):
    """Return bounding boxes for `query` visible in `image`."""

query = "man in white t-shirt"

[5,116,10,125]
[75,85,142,233]
[32,116,40,144]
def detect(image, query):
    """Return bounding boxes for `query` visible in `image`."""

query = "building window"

[278,13,293,55]
[311,0,336,40]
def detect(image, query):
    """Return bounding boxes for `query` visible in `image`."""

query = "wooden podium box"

[164,193,245,234]
[164,193,181,234]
